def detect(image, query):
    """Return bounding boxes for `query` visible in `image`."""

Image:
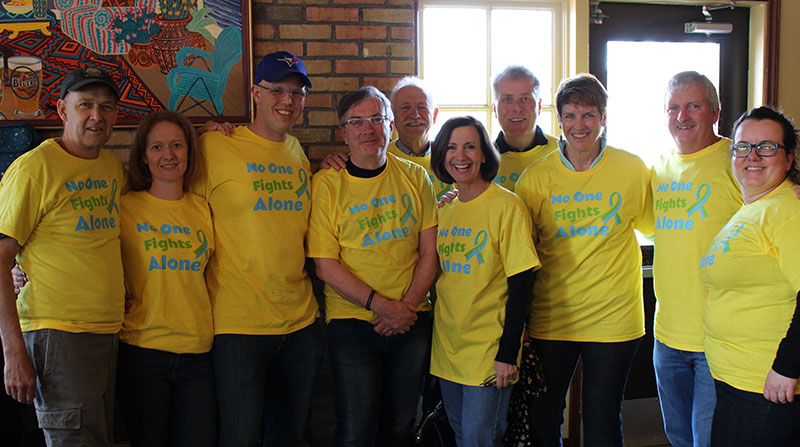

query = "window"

[419,1,566,139]
[606,41,721,168]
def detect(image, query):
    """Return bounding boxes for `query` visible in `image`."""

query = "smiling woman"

[699,106,800,446]
[429,116,540,447]
[514,73,654,446]
[117,110,217,447]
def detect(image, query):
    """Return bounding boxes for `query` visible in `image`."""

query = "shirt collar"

[495,126,549,154]
[394,139,431,157]
[558,135,607,171]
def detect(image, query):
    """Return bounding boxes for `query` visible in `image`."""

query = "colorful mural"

[0,0,250,124]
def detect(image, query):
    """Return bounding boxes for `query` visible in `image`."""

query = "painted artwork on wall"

[0,0,251,125]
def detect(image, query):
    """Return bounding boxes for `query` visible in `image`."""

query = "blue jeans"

[327,313,432,447]
[652,340,715,447]
[711,380,800,447]
[439,378,512,447]
[116,342,216,447]
[212,319,324,447]
[527,337,642,447]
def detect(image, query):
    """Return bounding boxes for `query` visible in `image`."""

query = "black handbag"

[414,376,456,447]
[502,339,547,447]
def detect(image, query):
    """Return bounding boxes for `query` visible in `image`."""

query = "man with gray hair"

[650,71,741,447]
[325,77,452,200]
[388,76,453,200]
[308,86,438,446]
[492,65,559,191]
[0,67,126,446]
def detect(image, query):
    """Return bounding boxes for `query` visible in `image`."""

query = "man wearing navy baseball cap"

[0,66,126,446]
[191,51,323,446]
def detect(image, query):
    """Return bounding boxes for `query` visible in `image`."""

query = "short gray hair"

[665,71,720,113]
[492,65,540,101]
[390,76,435,108]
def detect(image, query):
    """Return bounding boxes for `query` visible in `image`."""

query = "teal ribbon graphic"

[106,179,118,214]
[400,193,417,225]
[686,183,710,219]
[435,182,451,201]
[194,229,208,261]
[600,192,621,225]
[464,230,487,265]
[711,223,744,254]
[295,168,310,200]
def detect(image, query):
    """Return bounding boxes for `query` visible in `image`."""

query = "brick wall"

[256,0,417,167]
[36,0,418,167]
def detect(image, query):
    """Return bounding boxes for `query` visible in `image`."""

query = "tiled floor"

[622,397,671,447]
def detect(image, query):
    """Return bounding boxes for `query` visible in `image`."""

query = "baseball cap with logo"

[254,51,312,89]
[60,67,121,99]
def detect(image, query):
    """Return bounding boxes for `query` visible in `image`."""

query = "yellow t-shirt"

[515,146,653,342]
[0,138,126,333]
[387,140,452,200]
[431,183,541,385]
[700,179,800,394]
[194,127,318,335]
[119,191,214,353]
[307,153,437,322]
[494,134,559,191]
[651,138,742,351]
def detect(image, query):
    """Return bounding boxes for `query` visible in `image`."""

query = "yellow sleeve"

[636,167,655,236]
[0,165,44,245]
[307,173,340,259]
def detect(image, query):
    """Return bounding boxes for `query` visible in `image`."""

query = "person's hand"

[763,368,797,403]
[124,290,134,314]
[795,184,800,200]
[494,361,518,389]
[201,120,235,137]
[437,188,458,208]
[320,152,349,170]
[370,298,417,336]
[12,262,27,295]
[4,350,36,404]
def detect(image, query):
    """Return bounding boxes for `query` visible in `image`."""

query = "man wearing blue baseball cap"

[0,66,126,446]
[192,51,323,447]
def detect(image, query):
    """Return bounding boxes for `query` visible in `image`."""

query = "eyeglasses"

[730,141,786,158]
[255,84,306,100]
[343,116,390,128]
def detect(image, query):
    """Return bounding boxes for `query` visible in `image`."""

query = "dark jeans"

[327,313,432,447]
[116,342,216,447]
[212,319,324,447]
[711,380,800,447]
[527,337,642,447]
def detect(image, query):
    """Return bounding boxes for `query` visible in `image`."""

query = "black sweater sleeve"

[495,268,536,364]
[771,291,800,379]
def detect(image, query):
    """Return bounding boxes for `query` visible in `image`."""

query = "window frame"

[417,0,568,137]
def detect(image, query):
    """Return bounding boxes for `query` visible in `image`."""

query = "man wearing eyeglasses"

[492,65,558,191]
[193,52,323,447]
[649,71,742,447]
[323,76,453,200]
[307,86,438,447]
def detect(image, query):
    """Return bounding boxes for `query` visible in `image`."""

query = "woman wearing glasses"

[116,111,216,447]
[429,116,540,447]
[699,106,800,446]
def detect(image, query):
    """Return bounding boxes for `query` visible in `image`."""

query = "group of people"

[0,48,797,447]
